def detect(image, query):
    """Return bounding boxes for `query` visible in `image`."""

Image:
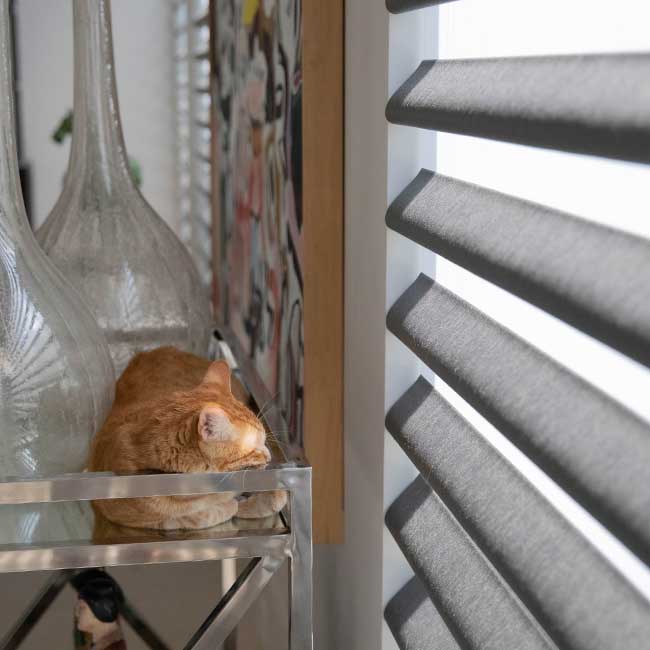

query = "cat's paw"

[235,490,288,519]
[162,498,238,530]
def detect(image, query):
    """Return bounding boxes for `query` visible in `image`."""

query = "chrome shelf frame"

[0,328,313,650]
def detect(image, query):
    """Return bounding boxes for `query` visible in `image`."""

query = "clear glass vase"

[0,0,115,478]
[37,0,212,375]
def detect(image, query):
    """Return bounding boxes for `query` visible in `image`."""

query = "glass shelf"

[0,497,288,573]
[0,501,287,548]
[0,464,300,573]
[0,330,306,574]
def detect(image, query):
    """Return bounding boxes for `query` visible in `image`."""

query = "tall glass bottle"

[0,0,115,478]
[37,0,212,375]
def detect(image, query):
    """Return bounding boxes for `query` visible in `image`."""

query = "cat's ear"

[202,360,232,392]
[198,406,237,442]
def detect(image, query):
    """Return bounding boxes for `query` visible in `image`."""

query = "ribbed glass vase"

[37,0,212,375]
[0,0,115,478]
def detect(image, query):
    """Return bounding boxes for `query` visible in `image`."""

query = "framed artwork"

[210,0,343,543]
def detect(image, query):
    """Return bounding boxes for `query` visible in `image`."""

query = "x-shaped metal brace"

[0,556,283,650]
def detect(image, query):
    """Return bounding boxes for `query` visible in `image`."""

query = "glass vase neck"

[67,0,134,195]
[0,0,33,248]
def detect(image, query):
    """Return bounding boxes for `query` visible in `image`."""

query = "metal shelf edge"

[0,533,290,574]
[0,465,311,505]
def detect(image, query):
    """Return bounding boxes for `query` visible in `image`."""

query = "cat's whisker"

[261,395,280,415]
[266,428,294,442]
[265,429,295,456]
[267,437,292,452]
[256,392,280,420]
[267,428,292,436]
[256,396,274,418]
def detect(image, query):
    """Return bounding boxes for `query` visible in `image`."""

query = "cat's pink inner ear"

[198,407,236,442]
[202,360,232,392]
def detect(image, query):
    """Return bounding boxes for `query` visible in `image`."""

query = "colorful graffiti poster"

[213,0,304,444]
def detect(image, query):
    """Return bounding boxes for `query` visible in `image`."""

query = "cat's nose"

[257,428,266,448]
[242,426,267,452]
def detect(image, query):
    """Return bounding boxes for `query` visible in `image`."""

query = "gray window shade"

[384,577,460,650]
[386,478,557,650]
[386,377,650,650]
[387,274,650,564]
[384,8,650,649]
[386,0,457,14]
[386,171,650,367]
[386,55,650,164]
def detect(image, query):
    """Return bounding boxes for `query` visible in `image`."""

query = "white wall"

[381,9,437,650]
[307,1,391,649]
[311,5,436,650]
[15,0,178,230]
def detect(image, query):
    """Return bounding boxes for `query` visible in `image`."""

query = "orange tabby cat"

[88,347,287,530]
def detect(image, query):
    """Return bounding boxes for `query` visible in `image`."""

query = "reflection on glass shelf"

[0,501,287,548]
[0,502,92,546]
